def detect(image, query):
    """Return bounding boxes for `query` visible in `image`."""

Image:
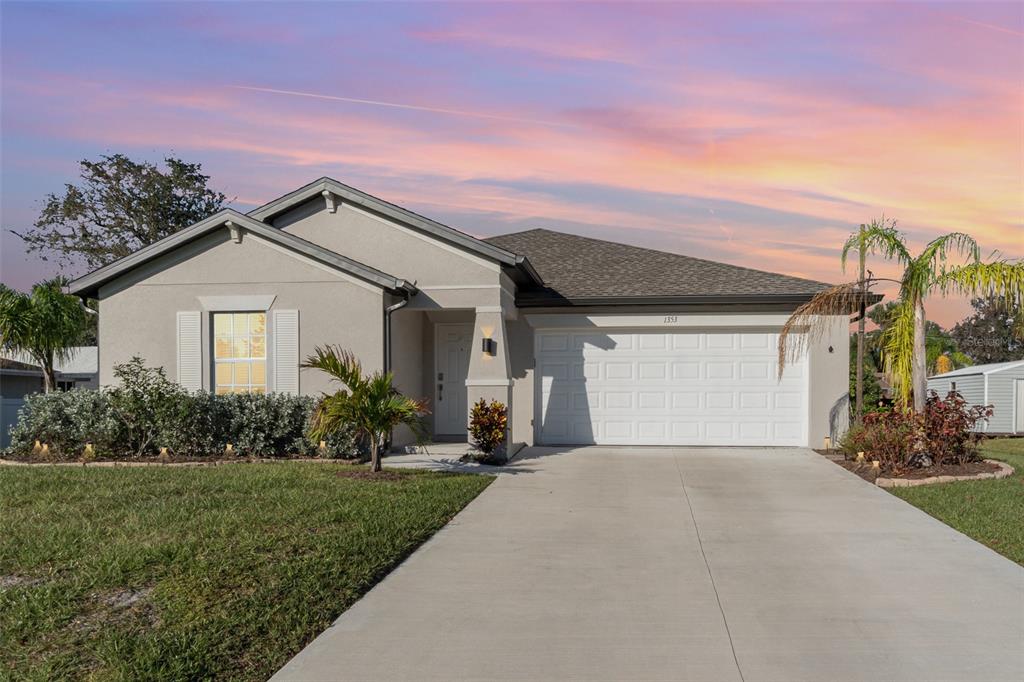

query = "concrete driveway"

[273,447,1024,681]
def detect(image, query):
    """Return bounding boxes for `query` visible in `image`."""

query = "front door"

[435,324,473,436]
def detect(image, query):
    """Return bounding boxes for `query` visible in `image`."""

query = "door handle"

[438,384,443,401]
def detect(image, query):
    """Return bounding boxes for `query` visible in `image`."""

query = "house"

[0,347,98,448]
[68,178,851,455]
[928,361,1024,434]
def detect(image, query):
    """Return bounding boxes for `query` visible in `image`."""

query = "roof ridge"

[490,226,832,288]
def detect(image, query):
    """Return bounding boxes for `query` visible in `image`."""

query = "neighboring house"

[928,361,1024,434]
[68,177,851,454]
[0,347,98,448]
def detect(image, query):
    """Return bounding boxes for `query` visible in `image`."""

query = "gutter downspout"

[382,285,414,455]
[383,288,413,374]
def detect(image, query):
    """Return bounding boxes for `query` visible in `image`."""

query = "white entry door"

[435,324,473,435]
[536,329,808,446]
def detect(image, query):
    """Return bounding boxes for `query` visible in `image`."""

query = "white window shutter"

[176,311,203,391]
[273,309,299,395]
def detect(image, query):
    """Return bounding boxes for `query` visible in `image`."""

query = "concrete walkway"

[273,447,1024,682]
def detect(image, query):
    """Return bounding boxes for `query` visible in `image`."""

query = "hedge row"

[5,358,358,460]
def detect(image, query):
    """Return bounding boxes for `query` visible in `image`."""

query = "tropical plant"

[838,391,991,474]
[868,301,971,375]
[302,346,428,472]
[781,219,1024,412]
[469,399,508,460]
[0,278,89,392]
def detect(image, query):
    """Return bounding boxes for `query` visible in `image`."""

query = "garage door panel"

[537,328,807,447]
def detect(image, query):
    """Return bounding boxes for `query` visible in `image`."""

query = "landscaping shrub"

[469,398,507,462]
[839,390,992,474]
[840,409,917,474]
[6,358,359,460]
[5,388,117,460]
[920,391,992,466]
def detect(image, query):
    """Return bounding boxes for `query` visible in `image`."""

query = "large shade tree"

[0,278,90,392]
[951,296,1024,363]
[781,221,1024,412]
[13,154,227,269]
[302,346,428,472]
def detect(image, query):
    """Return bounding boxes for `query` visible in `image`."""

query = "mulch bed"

[814,449,1002,483]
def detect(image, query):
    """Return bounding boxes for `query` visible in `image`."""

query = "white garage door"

[536,329,808,446]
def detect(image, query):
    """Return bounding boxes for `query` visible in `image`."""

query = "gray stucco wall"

[275,200,501,289]
[97,228,384,396]
[506,316,536,447]
[808,316,850,448]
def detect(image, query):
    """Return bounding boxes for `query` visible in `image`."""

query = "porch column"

[466,306,514,458]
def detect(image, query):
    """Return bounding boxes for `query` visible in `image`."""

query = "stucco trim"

[197,295,277,311]
[465,379,512,387]
[68,209,418,299]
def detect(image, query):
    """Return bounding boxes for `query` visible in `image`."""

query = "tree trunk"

[855,243,866,423]
[42,360,56,393]
[369,438,382,473]
[912,299,928,413]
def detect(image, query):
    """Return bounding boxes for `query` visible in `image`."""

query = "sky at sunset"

[1,1,1021,327]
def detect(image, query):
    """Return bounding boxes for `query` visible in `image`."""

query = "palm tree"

[0,278,89,392]
[781,222,1024,412]
[302,345,428,472]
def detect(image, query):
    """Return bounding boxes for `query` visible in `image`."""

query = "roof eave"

[513,292,842,308]
[67,209,409,298]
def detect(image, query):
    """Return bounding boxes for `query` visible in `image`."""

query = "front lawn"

[0,464,492,680]
[889,438,1024,566]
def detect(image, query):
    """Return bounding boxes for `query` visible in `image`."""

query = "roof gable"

[67,210,415,298]
[484,228,833,305]
[248,177,541,284]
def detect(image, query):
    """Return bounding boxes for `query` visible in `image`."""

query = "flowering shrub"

[469,399,507,460]
[920,391,992,466]
[840,390,992,474]
[6,357,358,460]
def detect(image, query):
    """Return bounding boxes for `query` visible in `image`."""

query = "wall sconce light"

[481,338,497,356]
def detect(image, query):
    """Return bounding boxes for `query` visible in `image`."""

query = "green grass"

[889,438,1024,566]
[0,464,492,680]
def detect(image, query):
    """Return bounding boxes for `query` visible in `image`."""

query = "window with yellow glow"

[213,312,267,394]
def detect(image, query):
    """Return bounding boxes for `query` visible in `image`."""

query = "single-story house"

[928,360,1024,434]
[68,177,852,455]
[1,347,99,448]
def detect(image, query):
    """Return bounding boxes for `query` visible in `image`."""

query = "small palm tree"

[0,278,89,392]
[781,221,1024,412]
[302,346,428,472]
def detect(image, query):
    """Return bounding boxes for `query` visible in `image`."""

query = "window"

[213,312,267,394]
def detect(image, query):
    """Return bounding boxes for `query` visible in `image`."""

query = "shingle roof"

[484,228,833,305]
